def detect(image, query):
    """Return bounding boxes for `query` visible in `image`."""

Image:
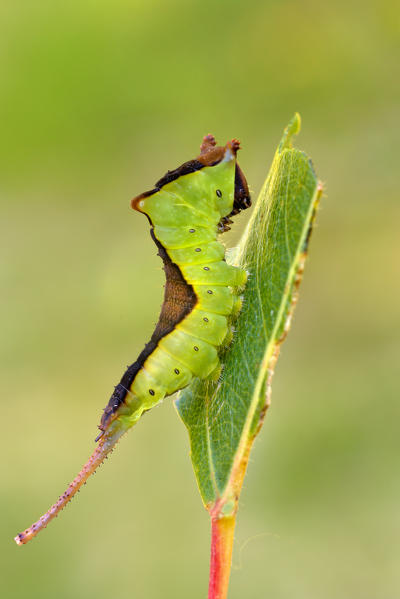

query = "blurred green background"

[1,1,399,598]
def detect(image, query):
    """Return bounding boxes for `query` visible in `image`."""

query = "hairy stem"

[208,515,236,599]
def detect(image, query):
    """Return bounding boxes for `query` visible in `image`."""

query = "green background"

[1,1,399,598]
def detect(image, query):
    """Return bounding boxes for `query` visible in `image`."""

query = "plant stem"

[208,514,236,599]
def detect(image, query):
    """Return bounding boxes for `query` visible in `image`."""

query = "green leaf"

[176,114,322,514]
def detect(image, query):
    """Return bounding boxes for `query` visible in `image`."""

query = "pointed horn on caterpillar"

[14,426,125,546]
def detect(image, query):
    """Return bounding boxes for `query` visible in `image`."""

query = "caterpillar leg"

[208,363,223,382]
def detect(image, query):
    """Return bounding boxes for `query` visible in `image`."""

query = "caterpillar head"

[198,135,251,223]
[131,136,251,230]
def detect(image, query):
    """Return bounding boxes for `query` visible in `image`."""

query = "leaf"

[176,114,322,515]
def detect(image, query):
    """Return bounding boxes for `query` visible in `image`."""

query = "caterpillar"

[15,134,251,545]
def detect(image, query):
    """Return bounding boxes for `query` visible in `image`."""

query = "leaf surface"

[176,114,321,514]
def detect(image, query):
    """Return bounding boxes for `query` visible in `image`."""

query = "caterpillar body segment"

[15,135,251,545]
[153,224,216,249]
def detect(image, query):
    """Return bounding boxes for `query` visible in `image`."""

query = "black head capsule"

[174,368,180,375]
[207,289,213,294]
[189,228,195,233]
[193,346,199,351]
[195,247,201,252]
[216,189,222,198]
[203,317,209,322]
[203,266,210,271]
[149,389,155,396]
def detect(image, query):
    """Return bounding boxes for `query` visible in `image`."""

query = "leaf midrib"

[217,152,319,506]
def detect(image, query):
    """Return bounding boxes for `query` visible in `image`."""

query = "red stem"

[208,515,236,599]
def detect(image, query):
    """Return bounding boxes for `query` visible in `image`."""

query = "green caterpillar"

[15,135,251,545]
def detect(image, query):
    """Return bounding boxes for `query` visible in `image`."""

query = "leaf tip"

[278,113,301,153]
